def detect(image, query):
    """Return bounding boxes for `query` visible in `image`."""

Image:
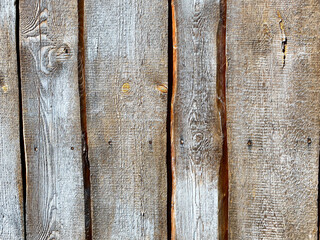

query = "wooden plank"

[84,0,168,239]
[0,1,24,239]
[19,1,85,239]
[227,1,320,239]
[171,0,223,239]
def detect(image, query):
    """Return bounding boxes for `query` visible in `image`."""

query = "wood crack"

[277,11,287,67]
[78,0,92,239]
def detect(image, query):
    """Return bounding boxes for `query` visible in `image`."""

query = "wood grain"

[171,0,223,239]
[84,0,168,239]
[0,1,24,239]
[227,1,320,239]
[19,0,85,239]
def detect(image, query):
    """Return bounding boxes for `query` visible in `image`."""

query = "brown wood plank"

[84,0,168,239]
[0,1,24,239]
[171,0,223,239]
[19,1,85,239]
[227,1,320,239]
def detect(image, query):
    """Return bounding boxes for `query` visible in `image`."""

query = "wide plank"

[171,0,223,239]
[19,0,85,238]
[227,1,320,239]
[0,1,24,239]
[84,0,168,239]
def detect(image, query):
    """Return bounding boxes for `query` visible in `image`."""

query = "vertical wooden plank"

[227,1,320,239]
[171,0,223,239]
[19,1,85,239]
[0,1,24,239]
[84,0,168,239]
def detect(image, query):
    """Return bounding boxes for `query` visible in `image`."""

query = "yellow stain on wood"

[2,85,8,92]
[121,83,131,93]
[156,84,168,93]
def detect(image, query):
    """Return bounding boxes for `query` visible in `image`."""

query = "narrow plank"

[19,1,85,239]
[84,0,168,239]
[171,0,223,239]
[0,0,24,239]
[227,1,320,239]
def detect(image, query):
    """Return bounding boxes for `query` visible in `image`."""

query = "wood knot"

[156,84,168,93]
[193,132,203,143]
[40,44,73,74]
[2,85,8,92]
[122,83,131,93]
[56,44,72,62]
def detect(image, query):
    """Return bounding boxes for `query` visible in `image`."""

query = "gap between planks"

[216,0,228,239]
[167,0,174,239]
[78,0,93,239]
[15,0,27,239]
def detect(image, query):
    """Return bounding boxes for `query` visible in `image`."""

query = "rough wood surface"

[171,0,222,239]
[84,0,168,239]
[19,0,85,239]
[227,1,320,239]
[0,1,24,239]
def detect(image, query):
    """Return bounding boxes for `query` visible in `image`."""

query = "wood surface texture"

[84,0,168,239]
[171,0,223,239]
[0,1,319,239]
[0,1,24,239]
[19,0,85,239]
[227,1,320,239]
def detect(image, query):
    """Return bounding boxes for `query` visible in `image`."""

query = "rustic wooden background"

[1,0,319,239]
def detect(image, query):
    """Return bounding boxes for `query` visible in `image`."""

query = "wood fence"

[0,0,319,239]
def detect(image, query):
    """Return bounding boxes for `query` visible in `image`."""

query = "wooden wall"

[0,0,319,239]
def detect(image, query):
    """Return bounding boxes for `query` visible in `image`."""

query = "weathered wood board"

[0,1,24,239]
[171,0,223,239]
[84,0,168,239]
[227,1,320,239]
[19,0,85,239]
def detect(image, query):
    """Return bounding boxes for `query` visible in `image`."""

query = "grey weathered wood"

[0,1,24,239]
[171,0,222,239]
[19,0,85,239]
[227,1,320,239]
[84,0,168,239]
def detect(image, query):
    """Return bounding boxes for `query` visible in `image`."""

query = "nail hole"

[149,140,152,144]
[180,139,184,145]
[247,140,252,146]
[34,147,38,152]
[307,138,312,145]
[71,147,74,150]
[108,140,112,145]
